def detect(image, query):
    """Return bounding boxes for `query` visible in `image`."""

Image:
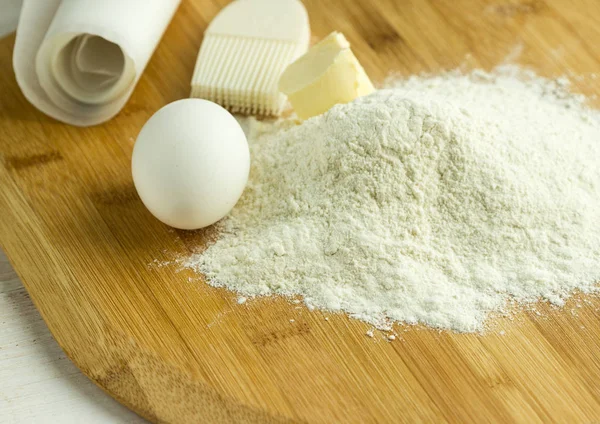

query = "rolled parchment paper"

[0,0,22,38]
[13,0,181,126]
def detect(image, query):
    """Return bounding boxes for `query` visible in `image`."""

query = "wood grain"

[1,0,600,422]
[0,250,146,423]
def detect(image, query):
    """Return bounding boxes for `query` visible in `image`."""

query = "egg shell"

[132,99,250,230]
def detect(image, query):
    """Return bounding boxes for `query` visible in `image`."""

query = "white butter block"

[279,32,375,120]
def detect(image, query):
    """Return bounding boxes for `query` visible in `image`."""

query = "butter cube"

[279,31,375,120]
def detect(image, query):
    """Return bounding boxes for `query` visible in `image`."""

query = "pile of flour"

[186,66,600,332]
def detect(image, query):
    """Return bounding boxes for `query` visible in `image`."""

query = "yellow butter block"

[278,31,375,120]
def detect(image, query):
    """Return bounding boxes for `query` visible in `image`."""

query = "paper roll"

[13,0,181,126]
[0,0,22,39]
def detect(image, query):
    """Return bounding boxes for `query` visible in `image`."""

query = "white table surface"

[0,249,147,424]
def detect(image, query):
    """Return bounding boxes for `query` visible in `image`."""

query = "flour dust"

[185,66,600,333]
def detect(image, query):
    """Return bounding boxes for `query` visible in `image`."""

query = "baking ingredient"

[132,99,249,230]
[279,31,374,120]
[190,0,310,116]
[186,67,600,332]
[13,0,180,126]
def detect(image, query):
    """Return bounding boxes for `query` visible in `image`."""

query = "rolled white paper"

[13,0,181,126]
[0,0,22,38]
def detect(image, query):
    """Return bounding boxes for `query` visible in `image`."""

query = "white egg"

[131,99,250,230]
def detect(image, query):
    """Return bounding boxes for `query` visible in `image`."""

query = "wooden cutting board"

[1,0,600,422]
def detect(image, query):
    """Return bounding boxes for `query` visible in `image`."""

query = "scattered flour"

[186,66,600,333]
